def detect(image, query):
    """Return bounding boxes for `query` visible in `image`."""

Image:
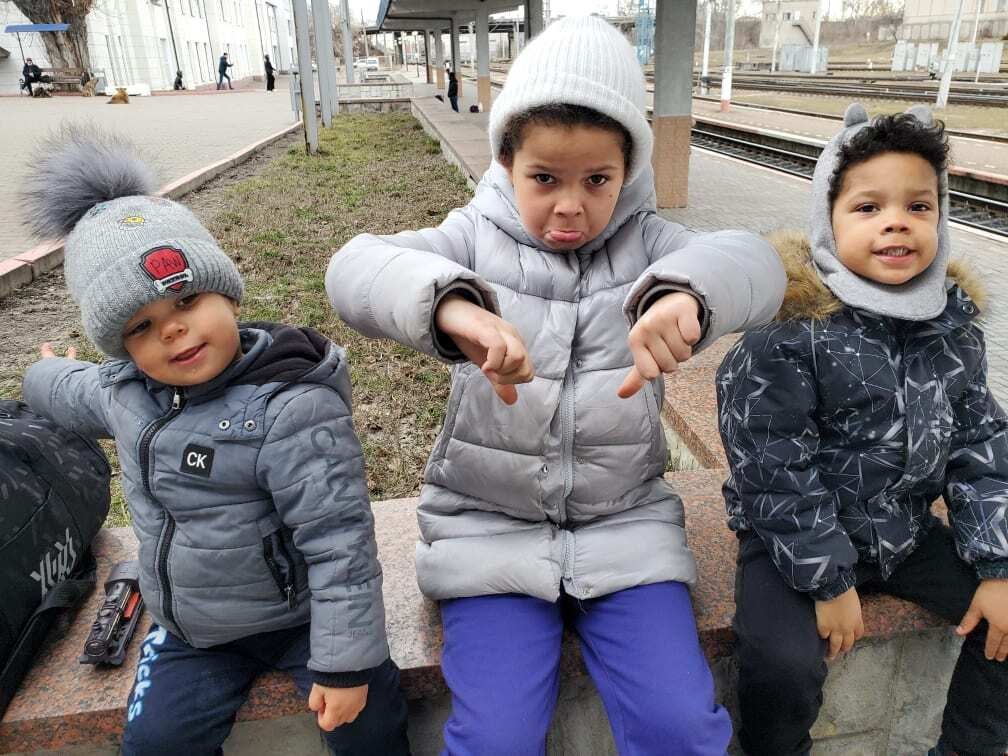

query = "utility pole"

[291,0,317,153]
[970,0,984,82]
[721,0,736,111]
[362,9,369,57]
[339,0,354,83]
[810,0,825,74]
[700,1,711,94]
[771,0,782,74]
[311,0,337,125]
[936,0,966,108]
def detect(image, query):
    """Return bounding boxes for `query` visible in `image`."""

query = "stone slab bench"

[0,480,948,754]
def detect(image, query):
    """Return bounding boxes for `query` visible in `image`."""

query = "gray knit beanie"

[488,15,653,185]
[21,126,244,358]
[808,103,950,320]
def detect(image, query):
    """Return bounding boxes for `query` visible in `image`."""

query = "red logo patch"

[140,246,194,294]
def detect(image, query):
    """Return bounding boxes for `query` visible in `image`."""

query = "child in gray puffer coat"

[19,127,409,755]
[327,15,786,755]
[717,105,1008,756]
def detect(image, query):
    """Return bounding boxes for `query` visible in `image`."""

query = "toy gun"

[79,560,144,666]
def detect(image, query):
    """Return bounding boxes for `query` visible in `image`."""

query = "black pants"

[734,525,1008,756]
[120,623,410,755]
[266,72,275,91]
[217,71,232,89]
[448,95,458,112]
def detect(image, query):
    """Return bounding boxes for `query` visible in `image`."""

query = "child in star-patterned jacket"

[716,103,1008,756]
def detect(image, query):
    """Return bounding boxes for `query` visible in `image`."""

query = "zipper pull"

[172,389,182,410]
[285,584,297,610]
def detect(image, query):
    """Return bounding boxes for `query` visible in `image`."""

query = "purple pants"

[439,581,732,756]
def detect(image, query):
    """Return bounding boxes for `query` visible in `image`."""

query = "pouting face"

[830,151,940,286]
[505,123,627,252]
[122,292,241,386]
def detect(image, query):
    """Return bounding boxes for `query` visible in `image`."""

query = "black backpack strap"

[0,551,97,716]
[32,551,98,616]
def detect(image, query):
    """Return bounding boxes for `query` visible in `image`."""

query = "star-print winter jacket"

[23,324,388,687]
[717,232,1008,601]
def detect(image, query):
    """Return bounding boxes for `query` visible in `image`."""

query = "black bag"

[0,400,111,716]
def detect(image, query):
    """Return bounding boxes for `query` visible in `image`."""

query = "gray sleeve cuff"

[430,281,494,361]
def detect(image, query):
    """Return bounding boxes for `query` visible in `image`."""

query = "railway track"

[691,122,1008,237]
[687,74,1008,106]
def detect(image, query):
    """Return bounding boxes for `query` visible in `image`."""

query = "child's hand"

[308,682,368,731]
[957,578,1008,661]
[40,342,77,360]
[815,587,865,661]
[434,294,535,405]
[618,292,701,399]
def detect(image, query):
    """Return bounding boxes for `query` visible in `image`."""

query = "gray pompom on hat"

[808,103,950,320]
[488,14,653,185]
[21,125,244,359]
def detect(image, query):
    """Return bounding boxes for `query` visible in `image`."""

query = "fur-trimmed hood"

[768,229,986,322]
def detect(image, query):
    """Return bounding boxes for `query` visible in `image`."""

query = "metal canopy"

[376,0,520,29]
[4,23,70,32]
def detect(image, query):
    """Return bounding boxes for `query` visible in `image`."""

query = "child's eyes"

[910,202,932,212]
[586,175,609,186]
[533,173,555,185]
[854,204,878,213]
[177,294,200,308]
[124,321,150,338]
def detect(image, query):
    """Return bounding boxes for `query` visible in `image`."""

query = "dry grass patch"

[1,113,473,524]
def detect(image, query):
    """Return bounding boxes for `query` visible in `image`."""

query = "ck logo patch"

[140,246,194,294]
[181,444,214,478]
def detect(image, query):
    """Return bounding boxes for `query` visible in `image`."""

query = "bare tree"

[3,0,93,70]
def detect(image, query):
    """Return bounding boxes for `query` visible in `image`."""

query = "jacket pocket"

[430,364,474,465]
[258,513,299,610]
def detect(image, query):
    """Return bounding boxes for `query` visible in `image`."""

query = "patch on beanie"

[118,215,146,229]
[140,246,194,294]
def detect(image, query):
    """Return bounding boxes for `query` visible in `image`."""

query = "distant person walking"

[447,70,459,112]
[264,55,275,91]
[173,70,184,90]
[217,52,234,90]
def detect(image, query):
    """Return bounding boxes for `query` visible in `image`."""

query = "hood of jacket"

[807,103,953,321]
[470,159,657,255]
[769,229,985,324]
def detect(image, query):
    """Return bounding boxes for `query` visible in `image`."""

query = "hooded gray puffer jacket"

[22,325,387,686]
[327,163,786,602]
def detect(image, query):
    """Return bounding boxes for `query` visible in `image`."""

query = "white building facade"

[899,0,1008,40]
[759,0,821,48]
[1,0,295,93]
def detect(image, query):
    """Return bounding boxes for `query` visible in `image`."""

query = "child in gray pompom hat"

[18,126,409,754]
[716,104,1008,756]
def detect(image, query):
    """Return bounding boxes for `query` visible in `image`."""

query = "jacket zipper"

[559,360,576,525]
[140,388,186,639]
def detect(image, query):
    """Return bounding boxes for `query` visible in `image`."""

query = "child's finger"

[985,625,1005,661]
[308,686,323,712]
[840,630,856,655]
[496,332,528,375]
[996,634,1008,663]
[827,631,842,660]
[659,328,693,364]
[677,310,702,346]
[617,368,644,399]
[957,603,983,636]
[318,705,341,732]
[643,333,678,375]
[67,346,78,360]
[481,334,508,375]
[493,383,519,405]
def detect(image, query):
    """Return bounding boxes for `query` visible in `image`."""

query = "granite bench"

[0,336,954,755]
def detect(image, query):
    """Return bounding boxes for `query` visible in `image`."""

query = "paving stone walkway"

[3,85,298,262]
